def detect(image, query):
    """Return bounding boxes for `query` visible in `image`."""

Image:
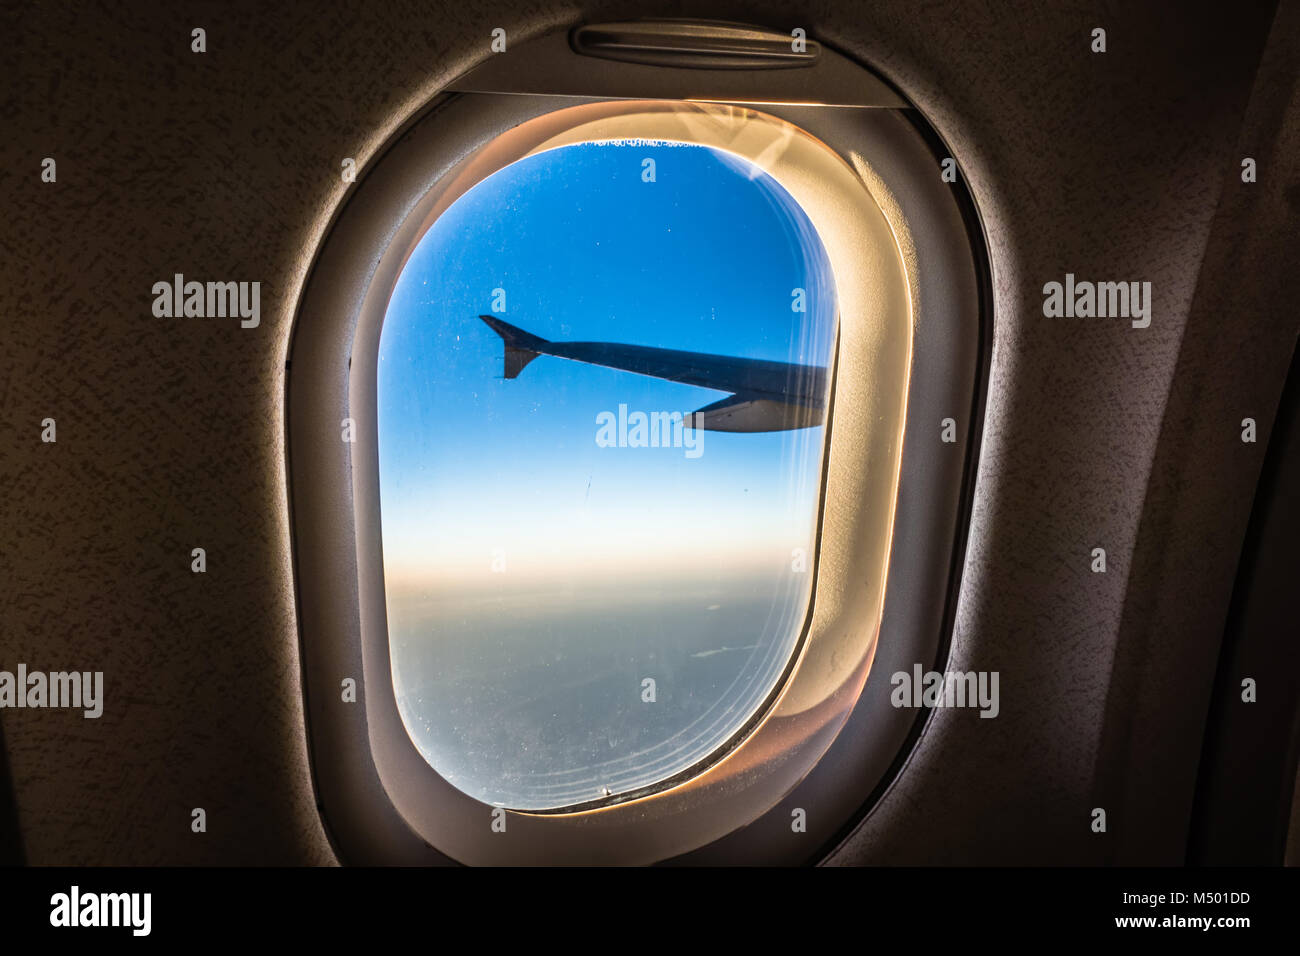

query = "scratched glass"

[377,140,837,809]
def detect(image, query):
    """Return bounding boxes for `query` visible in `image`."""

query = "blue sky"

[377,141,837,588]
[375,139,839,807]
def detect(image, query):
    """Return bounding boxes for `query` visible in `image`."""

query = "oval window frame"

[286,24,988,866]
[375,122,848,814]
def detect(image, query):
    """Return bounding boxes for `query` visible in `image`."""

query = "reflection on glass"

[377,139,837,810]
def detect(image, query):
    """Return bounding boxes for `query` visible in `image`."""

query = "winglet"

[479,315,550,379]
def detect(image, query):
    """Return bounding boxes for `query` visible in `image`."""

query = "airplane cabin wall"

[1,0,1292,864]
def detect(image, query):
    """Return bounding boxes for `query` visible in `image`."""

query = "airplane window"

[376,139,838,810]
[289,26,978,864]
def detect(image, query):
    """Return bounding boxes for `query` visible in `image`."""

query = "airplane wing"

[479,315,829,432]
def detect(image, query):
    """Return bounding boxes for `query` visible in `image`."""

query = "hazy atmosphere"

[377,139,838,808]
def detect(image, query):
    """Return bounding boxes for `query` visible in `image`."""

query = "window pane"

[377,138,837,810]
